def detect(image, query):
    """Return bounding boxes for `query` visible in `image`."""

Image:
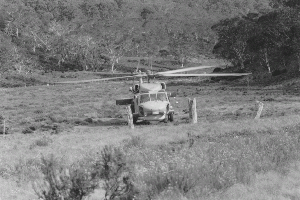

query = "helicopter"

[116,70,176,124]
[55,64,251,124]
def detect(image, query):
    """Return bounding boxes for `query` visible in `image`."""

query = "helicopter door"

[134,84,139,93]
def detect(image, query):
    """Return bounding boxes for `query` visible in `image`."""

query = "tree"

[98,28,135,72]
[212,16,257,69]
[246,8,297,73]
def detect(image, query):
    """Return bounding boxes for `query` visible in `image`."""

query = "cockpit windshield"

[140,94,150,103]
[157,93,167,101]
[140,92,167,103]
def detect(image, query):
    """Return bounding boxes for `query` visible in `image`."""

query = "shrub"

[0,125,9,134]
[84,118,93,124]
[33,155,99,200]
[93,145,136,200]
[0,73,44,88]
[73,119,89,126]
[22,126,35,134]
[33,146,136,200]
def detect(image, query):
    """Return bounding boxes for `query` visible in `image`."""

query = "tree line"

[213,0,300,74]
[0,0,298,74]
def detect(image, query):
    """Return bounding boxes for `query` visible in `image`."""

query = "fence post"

[188,98,197,124]
[2,119,5,137]
[255,101,264,119]
[126,105,134,129]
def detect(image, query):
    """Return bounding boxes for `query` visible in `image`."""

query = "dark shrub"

[22,127,34,134]
[33,155,99,200]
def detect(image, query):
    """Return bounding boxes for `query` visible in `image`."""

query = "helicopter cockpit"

[140,92,168,103]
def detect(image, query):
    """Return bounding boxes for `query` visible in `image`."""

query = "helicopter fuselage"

[131,91,174,123]
[117,81,175,123]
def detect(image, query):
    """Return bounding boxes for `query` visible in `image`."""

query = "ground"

[0,72,300,199]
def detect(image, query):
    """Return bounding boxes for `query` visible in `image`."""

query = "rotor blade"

[88,72,135,76]
[53,76,135,84]
[133,73,149,78]
[159,73,252,77]
[156,66,218,74]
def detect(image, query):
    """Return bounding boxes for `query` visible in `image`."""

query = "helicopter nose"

[141,102,168,112]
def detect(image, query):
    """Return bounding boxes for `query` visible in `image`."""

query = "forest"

[0,0,299,75]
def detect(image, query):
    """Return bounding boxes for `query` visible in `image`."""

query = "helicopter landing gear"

[168,112,174,122]
[133,115,138,124]
[163,113,174,123]
[163,117,168,123]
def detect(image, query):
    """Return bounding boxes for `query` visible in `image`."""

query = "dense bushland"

[1,0,296,76]
[30,124,300,199]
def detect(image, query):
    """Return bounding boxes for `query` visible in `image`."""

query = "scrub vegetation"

[0,0,300,77]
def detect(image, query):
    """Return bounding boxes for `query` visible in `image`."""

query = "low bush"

[33,155,99,200]
[32,125,300,199]
[22,126,35,134]
[0,125,9,134]
[34,146,136,200]
[29,136,53,149]
[0,73,45,87]
[93,145,136,200]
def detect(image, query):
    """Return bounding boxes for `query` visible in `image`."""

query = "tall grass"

[122,125,300,199]
[9,124,299,199]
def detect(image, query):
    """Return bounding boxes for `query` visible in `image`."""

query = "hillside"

[1,0,300,78]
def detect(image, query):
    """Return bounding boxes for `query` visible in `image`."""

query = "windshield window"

[150,94,156,101]
[140,94,150,103]
[157,93,167,101]
[140,93,167,103]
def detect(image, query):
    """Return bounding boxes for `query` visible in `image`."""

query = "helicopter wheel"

[163,117,168,123]
[133,116,138,124]
[168,113,174,122]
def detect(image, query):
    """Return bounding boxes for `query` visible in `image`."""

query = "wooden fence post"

[3,119,5,136]
[188,98,197,124]
[255,101,264,119]
[126,105,134,129]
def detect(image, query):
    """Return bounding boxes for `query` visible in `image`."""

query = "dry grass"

[1,81,131,133]
[1,77,300,199]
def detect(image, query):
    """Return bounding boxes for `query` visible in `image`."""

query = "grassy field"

[1,73,300,199]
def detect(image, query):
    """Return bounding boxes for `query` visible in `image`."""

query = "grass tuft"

[22,126,35,134]
[0,73,45,87]
[29,136,53,149]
